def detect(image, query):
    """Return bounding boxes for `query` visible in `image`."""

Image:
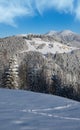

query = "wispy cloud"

[36,0,74,14]
[75,0,80,20]
[0,0,34,26]
[0,0,80,26]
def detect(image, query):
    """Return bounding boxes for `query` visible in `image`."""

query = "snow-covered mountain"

[0,88,80,130]
[0,30,80,101]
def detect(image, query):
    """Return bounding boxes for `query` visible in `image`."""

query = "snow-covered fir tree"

[5,56,19,89]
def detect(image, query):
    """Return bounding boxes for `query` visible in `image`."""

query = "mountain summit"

[46,30,80,47]
[58,30,75,35]
[46,30,75,36]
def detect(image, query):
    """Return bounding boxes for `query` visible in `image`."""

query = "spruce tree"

[5,56,19,89]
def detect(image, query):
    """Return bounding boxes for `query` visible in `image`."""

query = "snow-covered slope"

[20,37,77,54]
[0,88,80,130]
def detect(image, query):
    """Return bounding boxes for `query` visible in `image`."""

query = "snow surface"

[20,38,77,54]
[0,88,80,130]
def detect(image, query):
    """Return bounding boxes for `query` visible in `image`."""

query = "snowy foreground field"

[0,89,80,130]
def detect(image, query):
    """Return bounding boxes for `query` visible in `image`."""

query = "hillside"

[0,30,80,101]
[0,88,80,130]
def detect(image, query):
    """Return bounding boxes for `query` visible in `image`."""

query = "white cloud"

[35,0,74,14]
[0,0,80,26]
[0,0,34,26]
[75,0,80,20]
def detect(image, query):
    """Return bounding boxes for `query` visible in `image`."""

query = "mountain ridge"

[46,30,76,36]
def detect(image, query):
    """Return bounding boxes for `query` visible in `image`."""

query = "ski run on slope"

[20,37,77,54]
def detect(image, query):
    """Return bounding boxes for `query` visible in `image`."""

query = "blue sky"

[0,0,80,37]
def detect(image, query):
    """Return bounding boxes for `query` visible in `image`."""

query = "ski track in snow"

[20,102,80,121]
[31,104,72,111]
